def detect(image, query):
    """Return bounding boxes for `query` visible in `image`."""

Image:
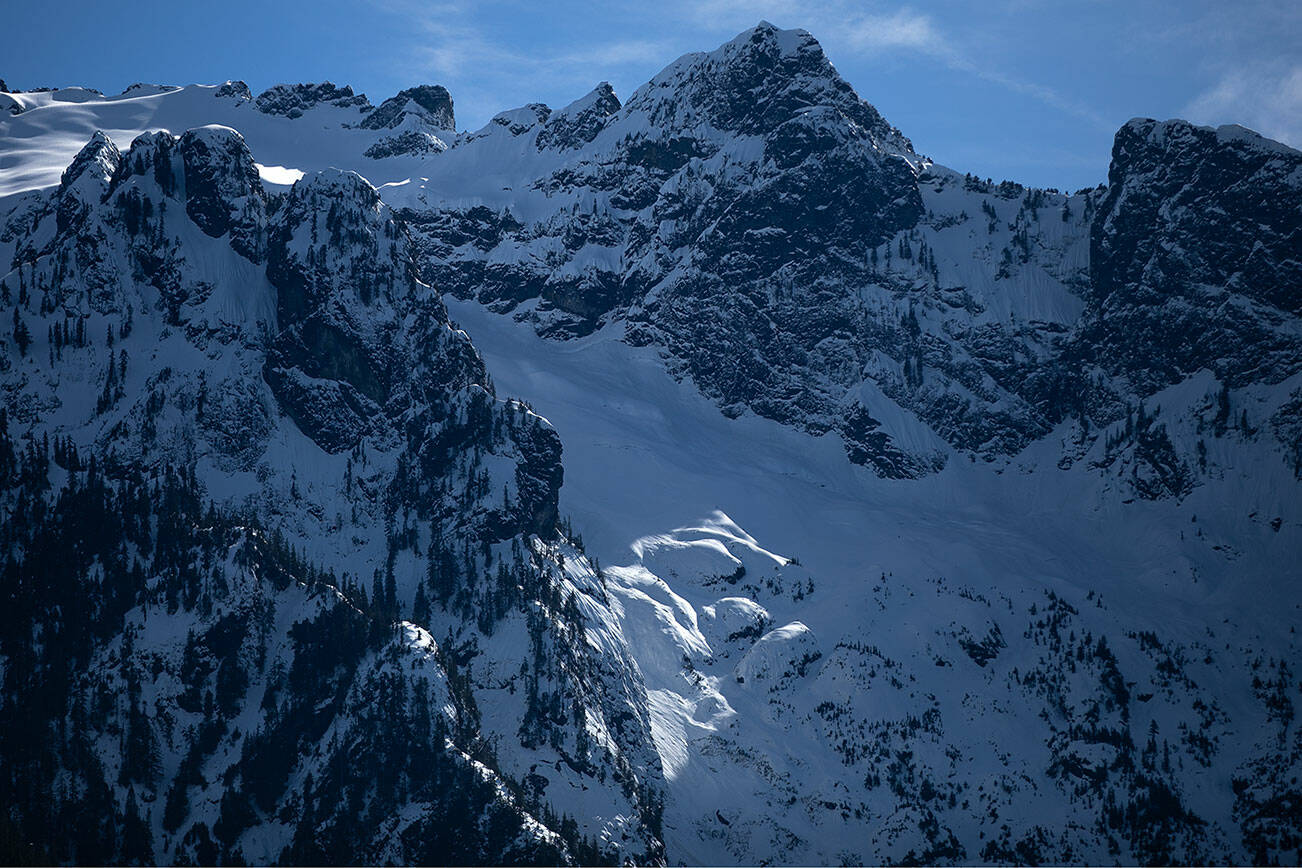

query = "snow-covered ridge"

[0,122,665,864]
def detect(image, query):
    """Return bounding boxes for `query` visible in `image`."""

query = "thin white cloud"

[953,61,1112,128]
[842,8,949,55]
[367,0,676,127]
[555,40,676,70]
[821,6,1110,128]
[1183,64,1302,148]
[369,0,1110,132]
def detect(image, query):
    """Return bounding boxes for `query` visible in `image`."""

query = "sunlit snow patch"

[255,163,304,186]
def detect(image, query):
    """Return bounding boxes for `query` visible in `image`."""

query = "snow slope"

[447,295,1302,864]
[0,82,439,199]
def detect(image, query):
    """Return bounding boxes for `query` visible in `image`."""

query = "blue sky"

[6,0,1299,190]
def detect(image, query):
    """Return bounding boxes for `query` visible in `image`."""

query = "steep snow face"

[0,129,665,864]
[446,293,1302,866]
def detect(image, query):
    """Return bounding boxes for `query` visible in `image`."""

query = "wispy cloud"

[369,0,1112,132]
[950,61,1112,129]
[818,5,1111,128]
[1183,63,1302,147]
[842,8,949,54]
[368,0,674,126]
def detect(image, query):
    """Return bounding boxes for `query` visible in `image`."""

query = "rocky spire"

[361,84,455,131]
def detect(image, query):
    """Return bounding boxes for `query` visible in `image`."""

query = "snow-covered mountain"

[0,123,662,865]
[1,22,1300,866]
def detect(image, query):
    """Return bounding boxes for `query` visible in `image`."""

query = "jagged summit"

[1119,116,1302,156]
[254,81,372,117]
[214,79,252,101]
[625,21,913,154]
[477,102,552,138]
[535,81,621,150]
[361,84,455,131]
[1074,112,1302,398]
[55,129,119,233]
[558,81,622,116]
[59,129,119,189]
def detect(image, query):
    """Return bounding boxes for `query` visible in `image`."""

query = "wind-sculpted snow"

[596,513,1302,864]
[447,296,1301,865]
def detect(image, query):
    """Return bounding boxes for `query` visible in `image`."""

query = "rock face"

[535,82,621,151]
[179,125,266,259]
[402,23,961,475]
[394,26,1301,488]
[1083,118,1302,392]
[363,129,447,159]
[0,127,665,865]
[358,86,456,159]
[361,84,455,131]
[55,130,120,233]
[254,82,372,118]
[1029,119,1302,491]
[213,79,252,101]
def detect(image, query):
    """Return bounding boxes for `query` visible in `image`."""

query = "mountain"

[0,124,663,865]
[1,22,1300,867]
[1083,118,1302,393]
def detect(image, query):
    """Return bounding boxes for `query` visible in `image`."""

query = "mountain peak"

[177,125,264,256]
[1118,116,1301,159]
[254,81,372,118]
[361,84,455,131]
[559,81,621,117]
[728,19,817,56]
[214,79,252,101]
[59,129,119,190]
[625,23,911,152]
[55,130,120,232]
[535,82,622,150]
[1095,113,1302,337]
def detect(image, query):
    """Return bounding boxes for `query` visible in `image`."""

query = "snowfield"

[445,291,1301,864]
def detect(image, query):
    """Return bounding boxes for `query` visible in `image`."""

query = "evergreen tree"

[120,788,152,865]
[12,307,31,356]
